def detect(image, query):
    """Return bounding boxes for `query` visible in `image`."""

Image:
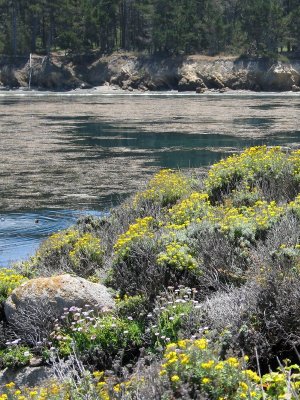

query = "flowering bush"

[133,169,194,208]
[0,379,96,400]
[0,269,27,302]
[35,228,103,277]
[68,232,103,269]
[113,216,155,259]
[158,338,262,399]
[210,200,284,242]
[205,146,295,202]
[157,241,197,271]
[167,192,211,230]
[50,305,143,366]
[289,149,300,181]
[149,287,199,347]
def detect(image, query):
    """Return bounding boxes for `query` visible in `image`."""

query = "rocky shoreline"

[1,52,300,92]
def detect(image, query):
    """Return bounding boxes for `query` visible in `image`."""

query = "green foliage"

[0,0,299,57]
[51,306,143,366]
[149,287,197,346]
[0,345,32,369]
[116,294,148,322]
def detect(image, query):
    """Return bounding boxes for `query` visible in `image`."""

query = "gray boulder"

[4,274,115,342]
[0,366,52,388]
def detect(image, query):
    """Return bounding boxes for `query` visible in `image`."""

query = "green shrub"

[51,306,143,369]
[0,345,32,368]
[149,287,197,348]
[116,294,149,322]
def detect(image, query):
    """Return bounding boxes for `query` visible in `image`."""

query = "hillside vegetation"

[0,0,300,58]
[1,146,300,399]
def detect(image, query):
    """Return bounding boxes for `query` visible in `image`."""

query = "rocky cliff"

[1,52,300,92]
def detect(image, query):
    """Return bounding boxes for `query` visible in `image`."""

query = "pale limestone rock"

[264,64,300,91]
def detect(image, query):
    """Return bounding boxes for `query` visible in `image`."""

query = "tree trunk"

[12,0,17,57]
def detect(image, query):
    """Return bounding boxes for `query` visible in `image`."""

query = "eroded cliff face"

[1,52,300,92]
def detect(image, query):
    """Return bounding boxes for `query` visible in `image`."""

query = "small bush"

[201,262,300,366]
[116,295,149,323]
[148,287,200,348]
[133,169,195,209]
[28,228,104,278]
[0,345,32,369]
[113,217,155,260]
[51,306,143,369]
[109,236,165,298]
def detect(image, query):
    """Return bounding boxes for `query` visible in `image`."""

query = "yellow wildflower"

[171,375,180,383]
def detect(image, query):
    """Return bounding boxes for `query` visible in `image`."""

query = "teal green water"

[71,119,300,168]
[0,91,300,265]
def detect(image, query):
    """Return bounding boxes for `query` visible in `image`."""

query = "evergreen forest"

[0,0,300,58]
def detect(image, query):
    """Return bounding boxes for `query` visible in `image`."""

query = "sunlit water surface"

[0,90,299,265]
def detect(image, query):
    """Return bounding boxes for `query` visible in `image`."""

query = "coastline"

[1,52,300,93]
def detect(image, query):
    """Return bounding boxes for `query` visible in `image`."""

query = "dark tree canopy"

[0,0,299,57]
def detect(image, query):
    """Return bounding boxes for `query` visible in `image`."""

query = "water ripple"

[0,209,102,267]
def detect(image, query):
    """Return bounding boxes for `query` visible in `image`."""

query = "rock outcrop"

[1,52,300,92]
[263,63,300,91]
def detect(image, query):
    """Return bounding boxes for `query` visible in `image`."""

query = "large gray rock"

[0,366,52,388]
[4,274,115,341]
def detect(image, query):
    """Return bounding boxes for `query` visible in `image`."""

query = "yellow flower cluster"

[36,228,103,270]
[133,169,193,207]
[164,195,284,246]
[157,241,197,270]
[0,269,27,301]
[114,216,154,257]
[205,146,290,195]
[289,149,300,179]
[212,200,284,239]
[1,382,67,400]
[69,232,103,267]
[167,192,211,229]
[262,367,300,398]
[39,228,80,255]
[288,193,300,217]
[155,338,300,399]
[159,338,262,399]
